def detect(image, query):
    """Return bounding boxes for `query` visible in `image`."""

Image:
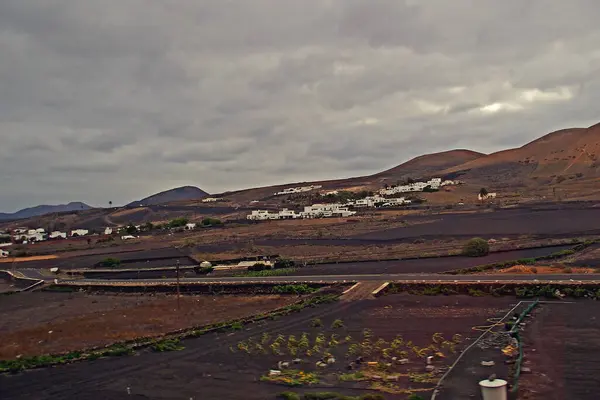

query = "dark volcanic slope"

[127,186,209,207]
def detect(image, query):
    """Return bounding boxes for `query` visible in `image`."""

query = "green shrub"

[248,262,270,271]
[197,265,214,274]
[278,392,301,400]
[230,322,243,331]
[98,257,121,268]
[274,258,296,269]
[151,338,184,352]
[462,238,490,257]
[331,319,344,329]
[273,284,316,295]
[311,318,323,328]
[201,217,222,226]
[168,217,189,228]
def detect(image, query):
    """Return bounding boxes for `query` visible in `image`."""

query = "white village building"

[300,204,356,218]
[201,197,222,202]
[13,229,46,243]
[379,178,454,196]
[0,249,9,258]
[274,185,322,196]
[49,231,67,239]
[70,229,89,237]
[185,223,197,230]
[104,227,113,235]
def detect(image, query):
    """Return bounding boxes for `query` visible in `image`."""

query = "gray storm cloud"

[1,0,599,211]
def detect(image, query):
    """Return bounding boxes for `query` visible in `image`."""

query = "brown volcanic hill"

[443,123,600,185]
[374,149,485,180]
[126,186,209,207]
[217,149,486,202]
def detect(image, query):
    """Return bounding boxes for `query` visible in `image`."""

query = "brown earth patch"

[0,292,294,359]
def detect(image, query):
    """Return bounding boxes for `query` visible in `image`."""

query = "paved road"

[61,273,600,285]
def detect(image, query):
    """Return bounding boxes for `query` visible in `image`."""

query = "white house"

[0,249,9,258]
[70,229,89,237]
[278,208,300,219]
[202,197,222,202]
[380,197,411,207]
[121,235,137,240]
[104,227,113,235]
[478,192,497,201]
[379,177,454,196]
[274,185,322,196]
[247,210,278,220]
[13,228,28,235]
[14,230,46,242]
[321,190,339,196]
[300,204,356,218]
[49,231,67,239]
[185,223,197,230]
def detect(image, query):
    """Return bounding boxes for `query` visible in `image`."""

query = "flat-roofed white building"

[49,231,67,239]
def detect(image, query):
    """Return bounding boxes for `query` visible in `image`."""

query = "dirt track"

[0,295,515,400]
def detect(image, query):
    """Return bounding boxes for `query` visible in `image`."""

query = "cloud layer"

[1,0,599,211]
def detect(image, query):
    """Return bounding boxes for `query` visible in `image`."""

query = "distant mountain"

[0,202,92,221]
[126,186,209,207]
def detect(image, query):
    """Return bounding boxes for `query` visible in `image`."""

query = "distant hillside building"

[70,229,89,237]
[49,231,67,239]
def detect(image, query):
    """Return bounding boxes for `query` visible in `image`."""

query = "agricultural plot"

[0,294,515,400]
[288,245,574,276]
[0,292,294,360]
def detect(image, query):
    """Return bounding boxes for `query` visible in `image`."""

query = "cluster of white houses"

[247,203,356,220]
[379,178,456,196]
[274,185,322,196]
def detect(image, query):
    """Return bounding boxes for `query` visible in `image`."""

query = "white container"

[479,378,507,400]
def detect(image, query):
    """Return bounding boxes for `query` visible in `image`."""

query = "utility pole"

[176,259,181,311]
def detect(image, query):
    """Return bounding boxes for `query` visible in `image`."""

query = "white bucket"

[479,378,507,400]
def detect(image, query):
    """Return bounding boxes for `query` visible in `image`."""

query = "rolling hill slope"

[443,123,600,185]
[126,186,209,207]
[0,202,92,221]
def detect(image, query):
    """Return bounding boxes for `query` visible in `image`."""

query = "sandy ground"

[0,292,294,359]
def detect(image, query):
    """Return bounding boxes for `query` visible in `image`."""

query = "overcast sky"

[1,0,599,212]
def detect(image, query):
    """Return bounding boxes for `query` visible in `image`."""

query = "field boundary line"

[342,282,360,294]
[371,282,389,296]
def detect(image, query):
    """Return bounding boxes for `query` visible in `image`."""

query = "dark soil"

[0,295,516,400]
[354,208,600,240]
[274,245,574,276]
[518,301,600,400]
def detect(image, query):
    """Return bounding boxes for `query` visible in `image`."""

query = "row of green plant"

[273,284,318,295]
[0,343,134,373]
[248,258,296,272]
[388,283,600,299]
[234,267,297,277]
[234,328,461,371]
[0,294,339,374]
[278,392,387,400]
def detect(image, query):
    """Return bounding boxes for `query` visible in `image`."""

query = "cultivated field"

[0,294,516,400]
[0,292,295,360]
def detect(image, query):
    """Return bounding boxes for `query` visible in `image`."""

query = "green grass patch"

[151,338,185,352]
